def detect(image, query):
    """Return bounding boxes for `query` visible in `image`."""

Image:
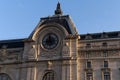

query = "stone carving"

[62,42,70,57]
[40,44,60,58]
[7,50,20,60]
[28,45,36,60]
[0,45,8,61]
[79,50,120,59]
[40,51,58,58]
[47,61,52,70]
[0,45,22,62]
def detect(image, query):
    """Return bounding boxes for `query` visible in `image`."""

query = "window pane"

[0,74,11,80]
[86,44,91,48]
[104,61,108,68]
[87,61,91,68]
[42,72,54,80]
[103,42,107,47]
[86,73,93,80]
[104,72,110,80]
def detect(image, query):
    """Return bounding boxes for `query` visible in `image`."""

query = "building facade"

[0,3,120,80]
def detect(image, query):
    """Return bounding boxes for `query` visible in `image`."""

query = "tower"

[23,2,79,80]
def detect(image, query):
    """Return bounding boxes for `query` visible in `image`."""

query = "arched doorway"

[0,73,11,80]
[42,71,55,80]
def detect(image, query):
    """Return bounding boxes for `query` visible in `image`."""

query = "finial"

[55,2,63,15]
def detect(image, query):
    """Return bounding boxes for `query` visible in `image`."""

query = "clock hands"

[48,34,52,45]
[42,33,58,49]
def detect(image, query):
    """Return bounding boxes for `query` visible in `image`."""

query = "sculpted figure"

[0,45,7,61]
[62,42,70,56]
[28,45,36,60]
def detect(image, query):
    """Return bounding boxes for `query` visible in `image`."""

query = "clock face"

[42,33,59,49]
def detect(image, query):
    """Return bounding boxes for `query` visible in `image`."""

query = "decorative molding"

[84,68,93,72]
[40,51,58,58]
[62,42,70,57]
[28,45,37,60]
[0,49,7,61]
[78,50,120,59]
[101,68,111,72]
[65,34,80,39]
[0,48,22,62]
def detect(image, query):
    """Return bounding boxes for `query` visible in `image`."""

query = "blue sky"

[0,0,120,40]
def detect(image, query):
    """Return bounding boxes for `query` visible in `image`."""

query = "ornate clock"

[42,33,59,49]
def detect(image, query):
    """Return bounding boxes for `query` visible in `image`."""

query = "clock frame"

[42,33,59,50]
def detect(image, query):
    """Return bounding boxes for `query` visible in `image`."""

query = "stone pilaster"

[62,61,70,80]
[26,67,37,80]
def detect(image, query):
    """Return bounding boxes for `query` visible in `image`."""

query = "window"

[104,72,110,80]
[102,42,107,47]
[87,61,91,68]
[85,34,92,39]
[102,62,111,80]
[101,32,108,38]
[0,73,11,80]
[103,51,108,57]
[86,72,93,80]
[86,43,91,48]
[42,71,54,80]
[104,61,108,68]
[86,52,91,58]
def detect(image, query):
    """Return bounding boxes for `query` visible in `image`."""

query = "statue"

[28,45,36,60]
[0,45,7,61]
[48,61,52,70]
[62,42,70,56]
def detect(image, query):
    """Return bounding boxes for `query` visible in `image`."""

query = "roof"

[80,31,120,40]
[40,15,77,34]
[0,38,25,49]
[29,15,78,38]
[0,31,120,49]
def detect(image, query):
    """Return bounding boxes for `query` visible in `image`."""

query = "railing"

[79,45,120,51]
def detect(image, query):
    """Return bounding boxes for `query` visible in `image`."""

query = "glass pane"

[42,72,54,80]
[104,72,110,80]
[104,61,108,68]
[87,62,91,68]
[0,74,11,80]
[103,42,107,47]
[86,73,93,80]
[86,43,91,48]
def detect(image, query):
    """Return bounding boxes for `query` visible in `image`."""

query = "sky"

[0,0,120,40]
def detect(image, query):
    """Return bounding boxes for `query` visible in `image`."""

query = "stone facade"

[0,2,120,80]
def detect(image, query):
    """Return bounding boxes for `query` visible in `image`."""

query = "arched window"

[0,73,11,80]
[86,72,93,80]
[42,71,55,80]
[104,72,110,80]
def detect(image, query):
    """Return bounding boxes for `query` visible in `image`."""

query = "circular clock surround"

[42,33,59,50]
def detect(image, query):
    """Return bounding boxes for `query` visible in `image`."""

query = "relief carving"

[0,45,20,62]
[40,51,58,58]
[47,61,52,70]
[0,46,7,61]
[78,50,120,59]
[28,45,36,60]
[40,43,60,58]
[62,42,70,57]
[7,50,21,60]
